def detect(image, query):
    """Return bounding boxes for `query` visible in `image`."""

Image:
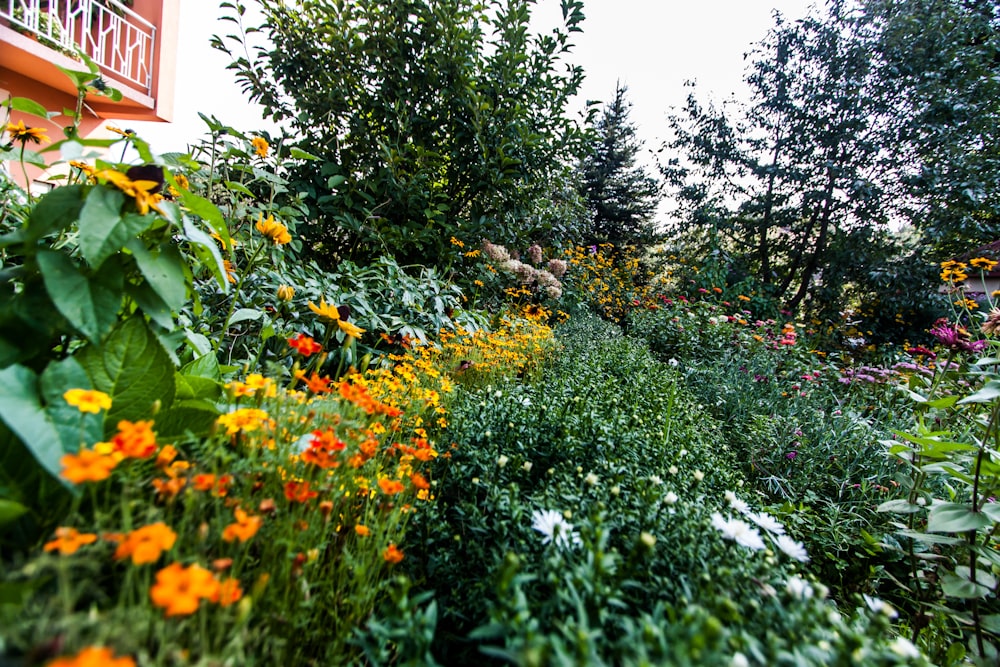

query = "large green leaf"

[941,573,991,599]
[78,188,151,268]
[0,365,69,483]
[127,239,188,310]
[76,318,176,426]
[39,357,104,456]
[154,400,220,438]
[927,502,995,533]
[26,186,85,243]
[957,380,1000,405]
[37,251,122,344]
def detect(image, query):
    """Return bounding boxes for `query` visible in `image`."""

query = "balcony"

[0,0,177,121]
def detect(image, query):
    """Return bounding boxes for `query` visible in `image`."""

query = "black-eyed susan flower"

[251,136,269,158]
[308,297,341,322]
[6,120,49,144]
[255,213,291,245]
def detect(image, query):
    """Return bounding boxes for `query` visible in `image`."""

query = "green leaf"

[927,502,995,533]
[957,380,1000,404]
[181,215,229,292]
[154,400,220,438]
[127,282,174,330]
[39,357,104,462]
[78,188,152,268]
[76,318,176,426]
[175,189,229,246]
[877,499,922,514]
[941,573,990,599]
[895,529,962,546]
[0,499,29,526]
[174,373,221,401]
[0,365,69,483]
[127,240,188,310]
[26,186,85,243]
[37,251,123,344]
[6,97,50,119]
[230,308,263,325]
[181,353,221,380]
[290,147,321,160]
[224,180,254,197]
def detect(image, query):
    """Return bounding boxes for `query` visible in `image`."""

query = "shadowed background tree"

[579,83,661,249]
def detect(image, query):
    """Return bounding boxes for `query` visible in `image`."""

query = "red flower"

[284,480,318,503]
[288,333,323,357]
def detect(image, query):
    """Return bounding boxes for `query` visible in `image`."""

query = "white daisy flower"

[724,490,751,515]
[773,534,809,562]
[711,513,766,551]
[786,575,813,600]
[531,509,581,548]
[748,511,785,535]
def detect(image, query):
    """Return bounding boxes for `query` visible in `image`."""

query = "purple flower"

[785,451,798,460]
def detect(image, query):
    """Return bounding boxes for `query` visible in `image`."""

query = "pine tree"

[580,84,661,248]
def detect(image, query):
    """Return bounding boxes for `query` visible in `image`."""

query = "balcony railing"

[0,0,156,95]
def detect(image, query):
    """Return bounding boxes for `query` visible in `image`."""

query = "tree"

[662,3,902,316]
[579,83,661,248]
[214,0,590,268]
[864,0,1000,256]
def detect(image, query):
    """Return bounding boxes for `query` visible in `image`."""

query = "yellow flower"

[251,136,269,158]
[337,319,366,340]
[308,297,341,322]
[255,213,291,245]
[6,120,49,144]
[106,125,135,138]
[970,257,998,272]
[277,285,295,302]
[93,169,164,216]
[63,388,112,414]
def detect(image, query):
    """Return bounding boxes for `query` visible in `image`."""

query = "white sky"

[119,0,817,221]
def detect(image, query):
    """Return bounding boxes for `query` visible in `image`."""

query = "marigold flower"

[111,420,158,459]
[355,524,370,537]
[63,388,112,414]
[288,333,323,356]
[114,522,177,565]
[284,480,319,503]
[6,119,49,144]
[251,136,269,158]
[47,646,136,667]
[378,478,405,495]
[409,472,430,490]
[217,408,272,435]
[295,369,333,394]
[337,319,366,340]
[383,543,404,564]
[307,297,341,322]
[149,562,219,617]
[156,444,179,468]
[60,448,118,483]
[43,527,98,555]
[255,213,291,245]
[222,508,263,543]
[212,577,244,606]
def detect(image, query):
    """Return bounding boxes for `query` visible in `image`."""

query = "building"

[0,0,179,190]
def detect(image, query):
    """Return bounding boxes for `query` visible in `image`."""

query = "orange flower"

[62,388,112,414]
[212,577,244,607]
[284,480,318,503]
[43,527,98,555]
[47,646,135,667]
[378,478,405,495]
[222,508,263,543]
[409,472,430,490]
[111,420,157,459]
[152,475,186,500]
[114,522,177,565]
[383,544,404,564]
[302,428,346,469]
[251,136,269,158]
[149,562,219,617]
[255,213,291,245]
[294,369,333,394]
[217,408,272,435]
[355,524,370,537]
[287,333,323,357]
[60,448,118,483]
[155,444,179,468]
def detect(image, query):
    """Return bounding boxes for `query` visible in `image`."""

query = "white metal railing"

[1,0,156,95]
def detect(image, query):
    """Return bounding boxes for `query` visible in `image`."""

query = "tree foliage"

[214,0,590,268]
[663,3,899,317]
[579,83,660,248]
